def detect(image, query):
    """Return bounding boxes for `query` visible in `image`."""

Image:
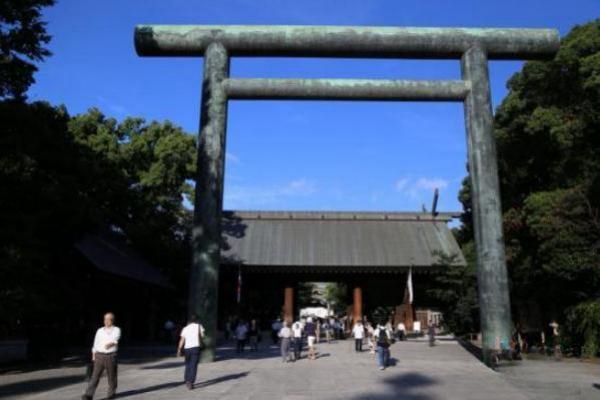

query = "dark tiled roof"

[221,210,466,270]
[75,234,171,288]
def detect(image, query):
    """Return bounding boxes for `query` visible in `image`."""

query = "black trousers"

[236,339,246,352]
[85,353,117,398]
[184,347,200,384]
[355,338,363,352]
[293,337,302,359]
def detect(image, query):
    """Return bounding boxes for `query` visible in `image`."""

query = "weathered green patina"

[189,43,229,363]
[134,24,559,366]
[223,79,470,101]
[135,25,558,59]
[461,45,513,363]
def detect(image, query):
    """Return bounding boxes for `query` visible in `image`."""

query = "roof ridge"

[222,209,460,221]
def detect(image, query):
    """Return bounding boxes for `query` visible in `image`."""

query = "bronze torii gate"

[134,25,559,365]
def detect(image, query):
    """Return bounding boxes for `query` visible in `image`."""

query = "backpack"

[377,329,390,348]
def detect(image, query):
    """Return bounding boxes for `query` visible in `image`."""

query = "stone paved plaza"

[2,338,599,400]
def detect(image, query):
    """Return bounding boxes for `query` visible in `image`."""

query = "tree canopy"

[0,0,54,100]
[0,101,197,337]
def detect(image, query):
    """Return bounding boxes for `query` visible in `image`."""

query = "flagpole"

[236,265,242,304]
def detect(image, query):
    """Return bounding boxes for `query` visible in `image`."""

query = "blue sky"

[30,0,598,213]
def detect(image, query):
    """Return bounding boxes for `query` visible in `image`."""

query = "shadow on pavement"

[141,361,184,370]
[116,371,250,397]
[116,381,182,398]
[351,372,438,400]
[215,344,282,362]
[194,372,250,389]
[456,337,483,361]
[0,375,83,398]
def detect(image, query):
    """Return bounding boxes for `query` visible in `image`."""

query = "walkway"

[2,338,599,399]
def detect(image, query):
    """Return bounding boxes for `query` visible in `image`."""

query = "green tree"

[0,103,197,338]
[0,101,83,338]
[0,0,55,100]
[66,109,197,285]
[324,282,347,314]
[566,299,600,357]
[428,242,480,335]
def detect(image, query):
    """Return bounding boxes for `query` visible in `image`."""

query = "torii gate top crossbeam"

[135,25,559,60]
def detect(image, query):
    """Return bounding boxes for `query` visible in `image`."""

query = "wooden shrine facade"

[218,210,465,327]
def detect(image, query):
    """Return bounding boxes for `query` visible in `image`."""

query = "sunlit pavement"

[2,338,599,400]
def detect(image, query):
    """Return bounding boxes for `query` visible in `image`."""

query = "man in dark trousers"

[177,314,205,390]
[82,312,121,400]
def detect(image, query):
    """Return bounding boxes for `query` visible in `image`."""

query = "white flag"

[407,267,413,304]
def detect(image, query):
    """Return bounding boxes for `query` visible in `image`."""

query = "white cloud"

[280,178,316,196]
[414,178,449,191]
[394,177,449,199]
[226,152,240,164]
[394,178,409,191]
[97,96,126,116]
[224,178,317,209]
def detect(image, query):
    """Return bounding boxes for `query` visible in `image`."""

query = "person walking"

[279,321,293,362]
[322,319,331,343]
[271,318,282,344]
[177,314,205,390]
[235,320,248,353]
[248,319,259,351]
[374,323,391,370]
[82,312,121,400]
[164,319,175,343]
[224,317,232,341]
[366,322,376,354]
[428,323,436,347]
[291,320,303,360]
[396,321,406,341]
[315,318,321,344]
[352,320,365,352]
[305,317,317,360]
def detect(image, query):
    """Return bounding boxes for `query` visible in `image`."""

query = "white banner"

[407,267,413,304]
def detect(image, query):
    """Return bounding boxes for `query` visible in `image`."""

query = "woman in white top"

[352,321,365,352]
[397,322,406,341]
[177,314,205,390]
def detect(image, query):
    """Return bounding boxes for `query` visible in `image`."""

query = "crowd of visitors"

[81,312,437,399]
[220,313,429,370]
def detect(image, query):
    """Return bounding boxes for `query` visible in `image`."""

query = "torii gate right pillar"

[461,45,512,365]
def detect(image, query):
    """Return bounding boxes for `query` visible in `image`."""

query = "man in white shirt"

[82,312,121,400]
[291,321,303,360]
[234,321,248,353]
[177,314,205,390]
[352,320,365,352]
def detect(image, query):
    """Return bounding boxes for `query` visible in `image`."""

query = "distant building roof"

[221,210,466,273]
[75,234,171,288]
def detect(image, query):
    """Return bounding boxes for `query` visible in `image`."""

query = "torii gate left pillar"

[188,43,229,363]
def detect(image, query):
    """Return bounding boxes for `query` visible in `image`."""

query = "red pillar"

[284,286,294,324]
[353,286,363,323]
